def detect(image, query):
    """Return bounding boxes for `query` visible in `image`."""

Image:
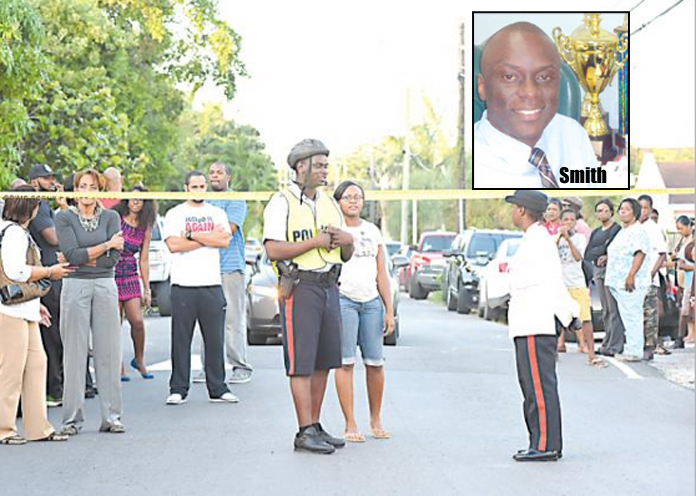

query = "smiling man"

[473,22,598,189]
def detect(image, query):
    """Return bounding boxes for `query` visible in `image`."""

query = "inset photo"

[472,12,629,190]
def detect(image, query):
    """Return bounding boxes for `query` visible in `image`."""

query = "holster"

[276,261,299,300]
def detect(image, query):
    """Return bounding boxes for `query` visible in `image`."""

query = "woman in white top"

[333,181,394,442]
[0,185,74,445]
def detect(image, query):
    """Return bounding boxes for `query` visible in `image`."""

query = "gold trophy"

[553,14,629,138]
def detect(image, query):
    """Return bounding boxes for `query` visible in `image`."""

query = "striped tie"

[529,148,559,189]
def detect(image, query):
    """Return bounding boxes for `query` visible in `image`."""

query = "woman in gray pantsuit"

[56,169,125,434]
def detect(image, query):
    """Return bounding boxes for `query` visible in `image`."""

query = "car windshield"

[420,235,454,253]
[152,222,162,241]
[385,243,402,257]
[466,236,497,258]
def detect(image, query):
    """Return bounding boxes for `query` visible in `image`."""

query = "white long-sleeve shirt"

[507,222,578,339]
[0,221,41,321]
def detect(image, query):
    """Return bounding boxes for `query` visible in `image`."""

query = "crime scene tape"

[0,188,693,202]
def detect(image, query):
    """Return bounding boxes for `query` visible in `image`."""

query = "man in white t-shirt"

[332,181,394,443]
[163,171,237,405]
[638,194,669,360]
[557,209,604,367]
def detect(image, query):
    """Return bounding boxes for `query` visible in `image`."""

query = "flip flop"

[370,428,391,440]
[343,431,366,443]
[587,357,608,368]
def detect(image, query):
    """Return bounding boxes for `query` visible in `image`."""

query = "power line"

[631,0,690,35]
[629,0,647,11]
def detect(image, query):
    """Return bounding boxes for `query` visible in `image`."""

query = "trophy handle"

[552,28,576,70]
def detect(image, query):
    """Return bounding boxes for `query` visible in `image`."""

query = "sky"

[195,0,696,169]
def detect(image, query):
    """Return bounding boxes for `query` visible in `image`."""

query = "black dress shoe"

[598,349,615,357]
[314,423,345,449]
[513,449,561,462]
[294,426,335,454]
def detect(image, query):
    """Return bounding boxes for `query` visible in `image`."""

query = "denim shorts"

[339,296,385,367]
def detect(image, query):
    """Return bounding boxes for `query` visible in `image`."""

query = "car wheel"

[156,279,172,317]
[409,275,427,300]
[446,285,457,311]
[456,281,470,314]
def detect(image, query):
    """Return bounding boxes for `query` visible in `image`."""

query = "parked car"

[407,231,456,300]
[385,254,409,346]
[245,238,263,264]
[246,253,282,345]
[396,244,417,291]
[477,237,522,320]
[148,216,173,317]
[385,241,403,259]
[442,229,522,314]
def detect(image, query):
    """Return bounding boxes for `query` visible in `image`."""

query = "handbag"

[0,223,52,305]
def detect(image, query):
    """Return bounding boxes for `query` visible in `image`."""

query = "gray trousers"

[595,267,625,354]
[200,272,252,373]
[60,278,122,431]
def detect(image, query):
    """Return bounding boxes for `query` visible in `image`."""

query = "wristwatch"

[185,230,193,241]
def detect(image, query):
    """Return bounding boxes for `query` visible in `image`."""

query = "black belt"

[296,267,340,285]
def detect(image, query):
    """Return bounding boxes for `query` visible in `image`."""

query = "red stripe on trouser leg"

[527,335,547,452]
[285,295,295,375]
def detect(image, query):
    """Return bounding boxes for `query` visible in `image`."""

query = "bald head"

[480,22,559,74]
[477,22,561,148]
[103,167,122,192]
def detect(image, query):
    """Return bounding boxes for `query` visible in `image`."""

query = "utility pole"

[456,20,467,232]
[400,90,411,245]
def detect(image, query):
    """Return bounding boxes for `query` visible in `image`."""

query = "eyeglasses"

[340,195,364,203]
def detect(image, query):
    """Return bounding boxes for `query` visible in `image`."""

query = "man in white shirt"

[506,190,577,462]
[638,194,669,360]
[163,171,237,405]
[474,22,597,189]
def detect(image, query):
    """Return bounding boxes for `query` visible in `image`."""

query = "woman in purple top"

[114,187,156,379]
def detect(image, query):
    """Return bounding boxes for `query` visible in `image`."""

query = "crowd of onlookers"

[542,195,694,364]
[0,163,250,444]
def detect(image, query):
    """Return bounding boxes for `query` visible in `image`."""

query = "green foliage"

[0,0,247,190]
[170,104,278,237]
[0,0,45,183]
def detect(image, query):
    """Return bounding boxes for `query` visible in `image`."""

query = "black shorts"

[279,279,342,376]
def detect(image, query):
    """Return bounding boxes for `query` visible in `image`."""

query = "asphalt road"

[1,296,694,496]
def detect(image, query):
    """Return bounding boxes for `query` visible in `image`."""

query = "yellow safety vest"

[279,187,344,270]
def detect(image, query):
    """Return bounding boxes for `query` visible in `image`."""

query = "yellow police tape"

[0,188,693,202]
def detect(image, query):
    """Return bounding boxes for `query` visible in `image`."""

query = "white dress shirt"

[0,221,41,322]
[507,223,579,339]
[473,111,598,189]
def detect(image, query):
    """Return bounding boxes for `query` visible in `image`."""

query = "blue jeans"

[339,296,384,367]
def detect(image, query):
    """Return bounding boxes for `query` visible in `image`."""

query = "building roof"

[656,161,695,204]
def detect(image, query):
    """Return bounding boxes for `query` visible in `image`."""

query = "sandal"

[343,431,366,443]
[0,435,27,445]
[371,428,391,440]
[587,357,608,368]
[655,346,671,356]
[37,431,68,442]
[557,346,567,353]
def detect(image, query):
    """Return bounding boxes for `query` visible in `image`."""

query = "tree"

[171,104,278,237]
[0,0,45,185]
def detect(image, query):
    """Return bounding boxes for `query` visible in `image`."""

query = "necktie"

[529,148,559,189]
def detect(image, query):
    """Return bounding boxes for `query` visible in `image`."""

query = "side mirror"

[442,249,453,258]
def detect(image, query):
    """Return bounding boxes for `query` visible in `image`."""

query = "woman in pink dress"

[114,187,157,379]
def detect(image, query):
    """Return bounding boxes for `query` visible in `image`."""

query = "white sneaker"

[193,371,206,384]
[166,393,187,405]
[227,369,252,384]
[209,391,239,403]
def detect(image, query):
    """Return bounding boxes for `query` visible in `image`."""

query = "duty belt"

[296,266,341,286]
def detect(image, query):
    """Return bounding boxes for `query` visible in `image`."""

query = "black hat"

[287,139,329,169]
[28,164,56,180]
[505,190,548,213]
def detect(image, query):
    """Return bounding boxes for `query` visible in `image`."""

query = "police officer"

[505,190,578,462]
[263,139,354,454]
